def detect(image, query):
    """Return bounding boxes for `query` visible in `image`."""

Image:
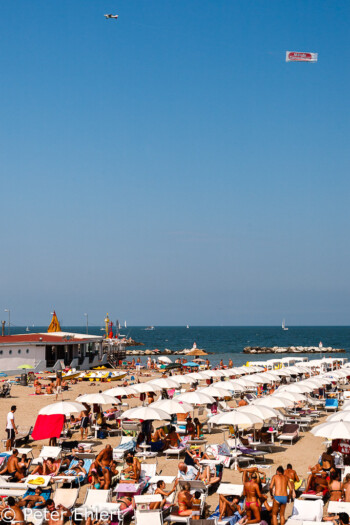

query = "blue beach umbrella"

[184,362,199,367]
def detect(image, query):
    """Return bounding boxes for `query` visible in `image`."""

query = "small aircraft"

[104,14,119,19]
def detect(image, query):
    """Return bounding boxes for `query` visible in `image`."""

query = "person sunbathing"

[178,482,193,516]
[185,417,195,436]
[35,383,42,395]
[115,495,133,511]
[46,382,54,395]
[342,473,350,502]
[17,488,46,508]
[96,444,113,489]
[0,449,24,481]
[125,452,141,479]
[219,494,247,523]
[165,426,181,448]
[66,459,86,477]
[305,470,329,496]
[150,479,178,509]
[120,457,139,483]
[309,448,335,474]
[328,470,343,502]
[243,472,262,524]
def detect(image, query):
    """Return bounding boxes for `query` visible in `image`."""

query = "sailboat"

[26,326,30,332]
[124,321,127,329]
[282,319,288,331]
[186,325,189,329]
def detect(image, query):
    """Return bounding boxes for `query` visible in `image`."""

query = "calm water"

[11,326,350,367]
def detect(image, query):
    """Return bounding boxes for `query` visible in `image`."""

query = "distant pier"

[243,346,345,354]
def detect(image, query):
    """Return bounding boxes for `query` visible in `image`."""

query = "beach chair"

[20,488,52,508]
[277,423,299,445]
[164,436,190,459]
[226,438,268,462]
[14,426,32,447]
[136,508,164,525]
[78,487,111,510]
[59,457,93,486]
[53,487,79,509]
[121,420,141,436]
[31,446,62,465]
[113,436,136,459]
[325,399,338,411]
[291,498,324,521]
[327,501,350,514]
[165,480,207,524]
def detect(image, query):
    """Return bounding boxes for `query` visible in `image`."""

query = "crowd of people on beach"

[1,356,350,525]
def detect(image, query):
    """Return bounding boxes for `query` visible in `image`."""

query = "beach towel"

[206,444,231,468]
[31,414,65,441]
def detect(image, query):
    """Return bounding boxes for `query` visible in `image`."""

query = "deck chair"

[31,446,62,465]
[327,501,350,514]
[291,498,324,521]
[62,457,93,485]
[20,488,52,508]
[226,438,268,461]
[53,487,79,509]
[76,488,111,516]
[140,462,157,483]
[14,426,32,447]
[136,509,164,525]
[164,436,190,459]
[325,399,338,411]
[277,423,299,445]
[113,436,136,459]
[121,420,141,436]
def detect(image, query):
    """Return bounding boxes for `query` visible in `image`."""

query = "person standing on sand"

[5,405,17,451]
[243,471,262,524]
[55,373,62,400]
[270,466,293,525]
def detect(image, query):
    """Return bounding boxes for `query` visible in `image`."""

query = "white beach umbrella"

[273,391,307,402]
[270,369,293,377]
[217,381,245,392]
[221,369,236,377]
[131,383,159,393]
[76,393,120,405]
[158,356,172,364]
[253,396,294,409]
[311,420,350,440]
[259,372,280,381]
[148,378,179,389]
[170,375,193,385]
[248,375,268,384]
[236,404,282,420]
[39,401,86,416]
[152,399,193,414]
[197,371,213,379]
[205,370,224,378]
[104,386,137,397]
[199,386,231,398]
[277,383,313,394]
[232,378,257,388]
[343,401,350,411]
[214,410,263,427]
[177,391,215,405]
[186,372,206,381]
[325,370,349,379]
[327,411,350,422]
[120,406,171,421]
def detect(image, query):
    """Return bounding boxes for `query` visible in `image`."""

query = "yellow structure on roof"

[47,311,61,332]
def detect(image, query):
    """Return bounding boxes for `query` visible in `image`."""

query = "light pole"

[84,313,88,334]
[4,309,10,335]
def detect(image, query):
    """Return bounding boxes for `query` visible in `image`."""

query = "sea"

[11,326,350,368]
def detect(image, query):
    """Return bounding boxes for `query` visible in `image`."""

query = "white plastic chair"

[291,498,324,521]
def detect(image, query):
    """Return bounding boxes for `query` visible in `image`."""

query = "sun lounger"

[113,436,136,459]
[14,426,33,447]
[226,438,268,461]
[20,488,51,508]
[216,483,244,496]
[277,423,299,445]
[286,520,329,525]
[59,457,93,486]
[325,399,338,411]
[121,420,141,436]
[165,480,208,524]
[53,487,79,509]
[164,436,190,459]
[327,501,350,514]
[31,446,62,465]
[291,498,324,521]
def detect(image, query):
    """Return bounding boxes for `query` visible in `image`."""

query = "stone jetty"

[243,346,345,354]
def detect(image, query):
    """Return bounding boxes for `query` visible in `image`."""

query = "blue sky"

[1,0,349,326]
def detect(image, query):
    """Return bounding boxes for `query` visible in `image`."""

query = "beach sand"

[0,370,328,517]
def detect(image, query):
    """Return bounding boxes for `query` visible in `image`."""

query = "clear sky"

[1,1,349,326]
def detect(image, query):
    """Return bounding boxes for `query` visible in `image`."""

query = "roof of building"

[0,332,103,345]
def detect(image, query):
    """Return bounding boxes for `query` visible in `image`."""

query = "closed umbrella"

[311,420,350,440]
[152,399,193,414]
[39,401,86,416]
[76,393,120,405]
[120,406,171,421]
[177,391,215,405]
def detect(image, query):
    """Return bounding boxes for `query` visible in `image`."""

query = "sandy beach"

[0,368,329,517]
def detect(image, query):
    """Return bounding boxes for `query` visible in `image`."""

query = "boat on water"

[25,326,30,332]
[145,326,155,331]
[186,325,189,329]
[282,319,288,331]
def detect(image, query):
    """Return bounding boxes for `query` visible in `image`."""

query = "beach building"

[0,331,104,373]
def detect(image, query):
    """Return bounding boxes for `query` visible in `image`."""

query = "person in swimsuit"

[165,427,181,449]
[17,488,46,508]
[120,457,139,483]
[193,419,203,439]
[0,449,21,481]
[80,410,90,440]
[0,497,25,524]
[191,491,201,520]
[284,463,301,501]
[96,444,113,489]
[46,499,71,525]
[150,479,178,509]
[309,448,335,475]
[329,470,343,502]
[305,470,329,496]
[115,496,133,511]
[243,472,262,524]
[178,482,193,516]
[270,466,293,525]
[342,473,350,502]
[125,452,141,480]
